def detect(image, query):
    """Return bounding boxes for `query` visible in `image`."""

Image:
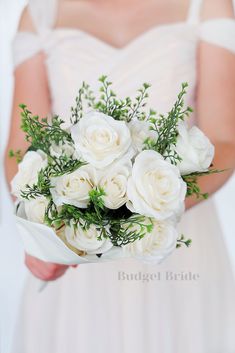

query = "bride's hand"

[25,253,77,281]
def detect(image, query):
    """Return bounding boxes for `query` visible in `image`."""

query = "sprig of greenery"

[88,187,106,210]
[21,167,52,200]
[183,168,225,199]
[176,234,192,248]
[144,83,193,165]
[44,198,59,226]
[93,75,132,121]
[87,187,107,239]
[76,75,150,124]
[47,155,86,177]
[70,82,95,124]
[20,104,72,155]
[44,188,109,239]
[127,83,151,121]
[48,203,110,240]
[21,157,86,200]
[9,149,23,163]
[109,215,153,246]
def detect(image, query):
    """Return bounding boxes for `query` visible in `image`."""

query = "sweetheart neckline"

[18,21,196,52]
[51,21,195,51]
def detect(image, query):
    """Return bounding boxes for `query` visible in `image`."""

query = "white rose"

[11,150,47,199]
[50,164,97,208]
[127,150,186,220]
[24,196,49,224]
[64,223,113,255]
[128,119,157,153]
[98,160,132,209]
[49,141,75,158]
[70,111,133,168]
[122,219,178,264]
[175,123,215,175]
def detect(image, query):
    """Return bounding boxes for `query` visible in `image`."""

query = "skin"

[4,0,235,281]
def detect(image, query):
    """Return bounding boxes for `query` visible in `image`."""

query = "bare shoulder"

[202,0,234,20]
[18,6,36,32]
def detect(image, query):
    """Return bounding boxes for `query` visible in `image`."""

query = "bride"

[4,0,235,352]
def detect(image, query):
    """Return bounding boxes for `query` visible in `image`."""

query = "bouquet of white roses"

[10,76,216,265]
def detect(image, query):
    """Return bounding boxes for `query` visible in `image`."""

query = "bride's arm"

[186,0,235,209]
[4,7,49,186]
[4,8,71,281]
[4,52,50,185]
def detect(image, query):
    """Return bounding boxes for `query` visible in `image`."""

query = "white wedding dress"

[11,1,235,352]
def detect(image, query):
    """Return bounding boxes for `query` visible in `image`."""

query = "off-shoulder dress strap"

[200,18,235,53]
[197,0,235,53]
[28,0,58,34]
[187,0,203,24]
[12,0,58,68]
[187,0,235,53]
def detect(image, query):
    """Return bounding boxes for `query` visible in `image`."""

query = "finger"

[25,259,59,281]
[50,267,69,280]
[56,266,70,277]
[25,255,70,281]
[31,268,66,281]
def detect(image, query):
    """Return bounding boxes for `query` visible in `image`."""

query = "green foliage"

[89,187,106,210]
[45,199,154,247]
[70,82,95,124]
[176,234,192,248]
[128,82,151,121]
[21,167,51,200]
[183,169,225,199]
[9,149,23,163]
[144,83,193,165]
[44,198,59,226]
[20,104,72,155]
[21,158,86,200]
[109,215,153,246]
[19,103,86,200]
[47,202,110,241]
[93,75,133,121]
[71,75,151,122]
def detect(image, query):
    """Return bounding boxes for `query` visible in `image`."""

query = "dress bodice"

[12,0,235,128]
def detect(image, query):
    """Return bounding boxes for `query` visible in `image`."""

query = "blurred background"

[0,1,235,353]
